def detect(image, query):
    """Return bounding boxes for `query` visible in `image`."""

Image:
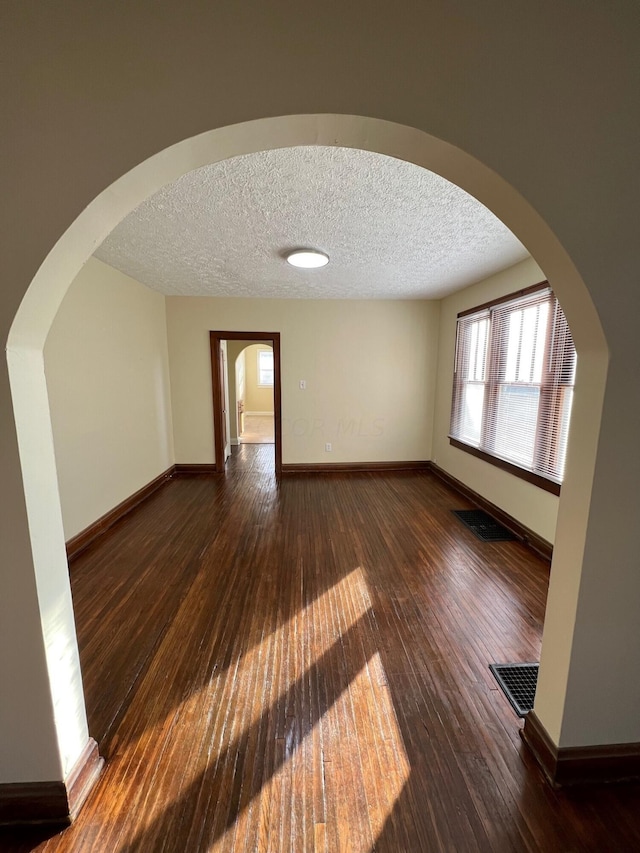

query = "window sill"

[448,437,561,496]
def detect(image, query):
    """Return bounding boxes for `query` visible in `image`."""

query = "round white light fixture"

[286,249,329,269]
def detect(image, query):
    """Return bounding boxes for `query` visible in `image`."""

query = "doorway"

[210,330,282,475]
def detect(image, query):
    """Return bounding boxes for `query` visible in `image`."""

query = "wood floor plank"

[4,444,640,852]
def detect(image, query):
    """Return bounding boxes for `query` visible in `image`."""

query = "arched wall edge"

[5,114,608,775]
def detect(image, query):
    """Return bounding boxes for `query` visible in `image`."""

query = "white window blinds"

[450,286,576,486]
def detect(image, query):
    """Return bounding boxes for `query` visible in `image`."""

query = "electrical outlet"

[325,442,332,452]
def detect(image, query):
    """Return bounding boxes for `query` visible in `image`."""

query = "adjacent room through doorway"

[232,343,275,445]
[210,331,282,474]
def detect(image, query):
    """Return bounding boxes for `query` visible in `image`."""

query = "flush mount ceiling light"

[285,249,329,269]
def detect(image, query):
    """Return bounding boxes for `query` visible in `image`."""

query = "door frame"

[210,330,282,475]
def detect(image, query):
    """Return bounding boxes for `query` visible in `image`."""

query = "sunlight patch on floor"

[153,566,411,850]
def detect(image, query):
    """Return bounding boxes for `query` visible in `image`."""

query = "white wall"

[44,257,174,540]
[166,297,440,465]
[226,341,246,441]
[236,349,246,409]
[432,257,560,543]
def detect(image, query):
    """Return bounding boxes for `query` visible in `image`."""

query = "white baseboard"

[231,439,240,446]
[244,411,274,417]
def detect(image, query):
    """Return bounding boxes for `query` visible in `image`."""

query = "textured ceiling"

[95,147,528,300]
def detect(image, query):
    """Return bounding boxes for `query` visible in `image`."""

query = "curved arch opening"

[5,114,608,775]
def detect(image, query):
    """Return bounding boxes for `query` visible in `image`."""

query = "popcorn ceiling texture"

[95,146,528,300]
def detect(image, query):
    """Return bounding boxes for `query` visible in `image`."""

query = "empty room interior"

[3,4,640,852]
[6,147,640,851]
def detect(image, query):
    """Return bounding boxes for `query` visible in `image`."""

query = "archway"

[5,114,607,789]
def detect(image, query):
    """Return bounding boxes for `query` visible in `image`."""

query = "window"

[449,284,576,494]
[257,349,274,387]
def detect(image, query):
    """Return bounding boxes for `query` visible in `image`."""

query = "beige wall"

[44,257,174,540]
[167,297,440,465]
[244,344,275,414]
[432,257,560,543]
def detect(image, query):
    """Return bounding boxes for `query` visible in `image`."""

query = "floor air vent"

[452,509,517,542]
[489,662,539,717]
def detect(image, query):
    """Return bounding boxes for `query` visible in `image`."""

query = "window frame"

[448,282,575,496]
[257,348,274,388]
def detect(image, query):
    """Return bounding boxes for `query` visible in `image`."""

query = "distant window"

[257,350,274,387]
[449,284,576,494]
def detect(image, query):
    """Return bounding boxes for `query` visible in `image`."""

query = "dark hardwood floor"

[4,444,640,851]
